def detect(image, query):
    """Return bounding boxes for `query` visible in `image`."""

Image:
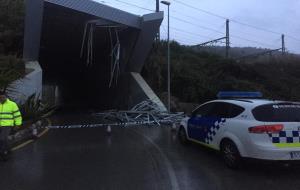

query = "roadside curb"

[10,119,51,151]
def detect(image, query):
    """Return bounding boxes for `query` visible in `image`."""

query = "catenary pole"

[156,0,160,40]
[226,19,230,58]
[282,34,286,55]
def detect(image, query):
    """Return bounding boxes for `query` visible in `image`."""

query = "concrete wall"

[127,12,164,73]
[23,0,44,61]
[8,62,42,104]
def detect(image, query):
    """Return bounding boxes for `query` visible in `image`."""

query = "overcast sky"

[95,0,300,54]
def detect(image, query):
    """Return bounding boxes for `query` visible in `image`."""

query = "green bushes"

[0,0,25,55]
[20,94,56,125]
[0,55,25,92]
[143,41,300,104]
[0,0,25,91]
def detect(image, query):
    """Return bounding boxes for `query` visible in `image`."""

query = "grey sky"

[95,0,300,54]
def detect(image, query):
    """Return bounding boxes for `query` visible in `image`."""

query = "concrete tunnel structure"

[23,0,166,111]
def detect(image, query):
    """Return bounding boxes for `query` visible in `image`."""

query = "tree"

[0,0,25,55]
[0,55,24,92]
[0,0,25,91]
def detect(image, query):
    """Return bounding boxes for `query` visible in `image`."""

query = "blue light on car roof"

[217,91,263,99]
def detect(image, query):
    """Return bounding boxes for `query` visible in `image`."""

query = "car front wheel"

[178,127,189,145]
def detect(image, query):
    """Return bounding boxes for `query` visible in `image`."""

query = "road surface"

[1,113,300,190]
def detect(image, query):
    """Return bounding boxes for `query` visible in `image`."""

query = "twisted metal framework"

[108,28,121,88]
[80,19,126,87]
[93,100,184,127]
[46,100,185,129]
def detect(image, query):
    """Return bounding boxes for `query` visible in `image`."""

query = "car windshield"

[252,103,300,122]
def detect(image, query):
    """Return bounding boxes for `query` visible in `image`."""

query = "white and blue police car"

[178,92,300,168]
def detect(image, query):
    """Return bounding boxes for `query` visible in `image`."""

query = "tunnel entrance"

[39,2,139,111]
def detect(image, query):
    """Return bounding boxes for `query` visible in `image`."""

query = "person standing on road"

[0,91,22,160]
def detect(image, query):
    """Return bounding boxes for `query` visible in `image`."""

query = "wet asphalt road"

[1,113,300,190]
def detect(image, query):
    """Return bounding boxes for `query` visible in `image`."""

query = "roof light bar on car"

[217,91,263,99]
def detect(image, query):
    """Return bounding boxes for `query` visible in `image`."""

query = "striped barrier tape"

[45,120,179,129]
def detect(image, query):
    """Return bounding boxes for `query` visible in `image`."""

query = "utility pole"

[156,0,159,12]
[281,34,286,55]
[161,1,171,113]
[156,0,160,41]
[225,19,230,58]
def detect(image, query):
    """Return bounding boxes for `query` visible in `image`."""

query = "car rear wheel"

[221,140,242,169]
[178,127,189,145]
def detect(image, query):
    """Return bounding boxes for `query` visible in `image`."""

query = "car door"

[188,102,231,143]
[187,102,217,142]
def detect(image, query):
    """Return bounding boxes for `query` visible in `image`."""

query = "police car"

[178,92,300,168]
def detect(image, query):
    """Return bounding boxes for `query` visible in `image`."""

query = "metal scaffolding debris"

[94,99,184,126]
[47,100,185,129]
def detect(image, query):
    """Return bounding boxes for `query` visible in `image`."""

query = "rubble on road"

[93,99,185,127]
[46,100,185,129]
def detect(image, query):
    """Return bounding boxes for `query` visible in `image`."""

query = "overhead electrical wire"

[230,34,278,49]
[161,25,227,46]
[170,16,277,48]
[161,25,206,44]
[163,25,215,40]
[112,0,154,12]
[170,16,224,35]
[172,31,211,44]
[207,23,225,38]
[161,25,198,45]
[173,11,273,46]
[102,0,298,49]
[173,0,227,19]
[108,0,223,37]
[163,1,282,48]
[171,9,223,29]
[173,0,300,42]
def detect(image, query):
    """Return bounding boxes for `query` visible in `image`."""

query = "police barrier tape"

[45,120,176,129]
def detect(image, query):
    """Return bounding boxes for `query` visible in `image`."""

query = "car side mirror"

[190,112,201,118]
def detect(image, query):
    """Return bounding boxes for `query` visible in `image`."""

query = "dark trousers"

[0,127,11,152]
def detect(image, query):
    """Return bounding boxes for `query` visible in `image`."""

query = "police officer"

[0,91,22,160]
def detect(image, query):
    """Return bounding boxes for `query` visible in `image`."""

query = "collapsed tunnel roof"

[44,0,142,29]
[23,0,164,73]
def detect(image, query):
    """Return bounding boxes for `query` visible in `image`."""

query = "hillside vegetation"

[142,41,300,106]
[0,0,25,91]
[0,0,24,55]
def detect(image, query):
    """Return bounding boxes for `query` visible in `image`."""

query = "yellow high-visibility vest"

[0,99,22,127]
